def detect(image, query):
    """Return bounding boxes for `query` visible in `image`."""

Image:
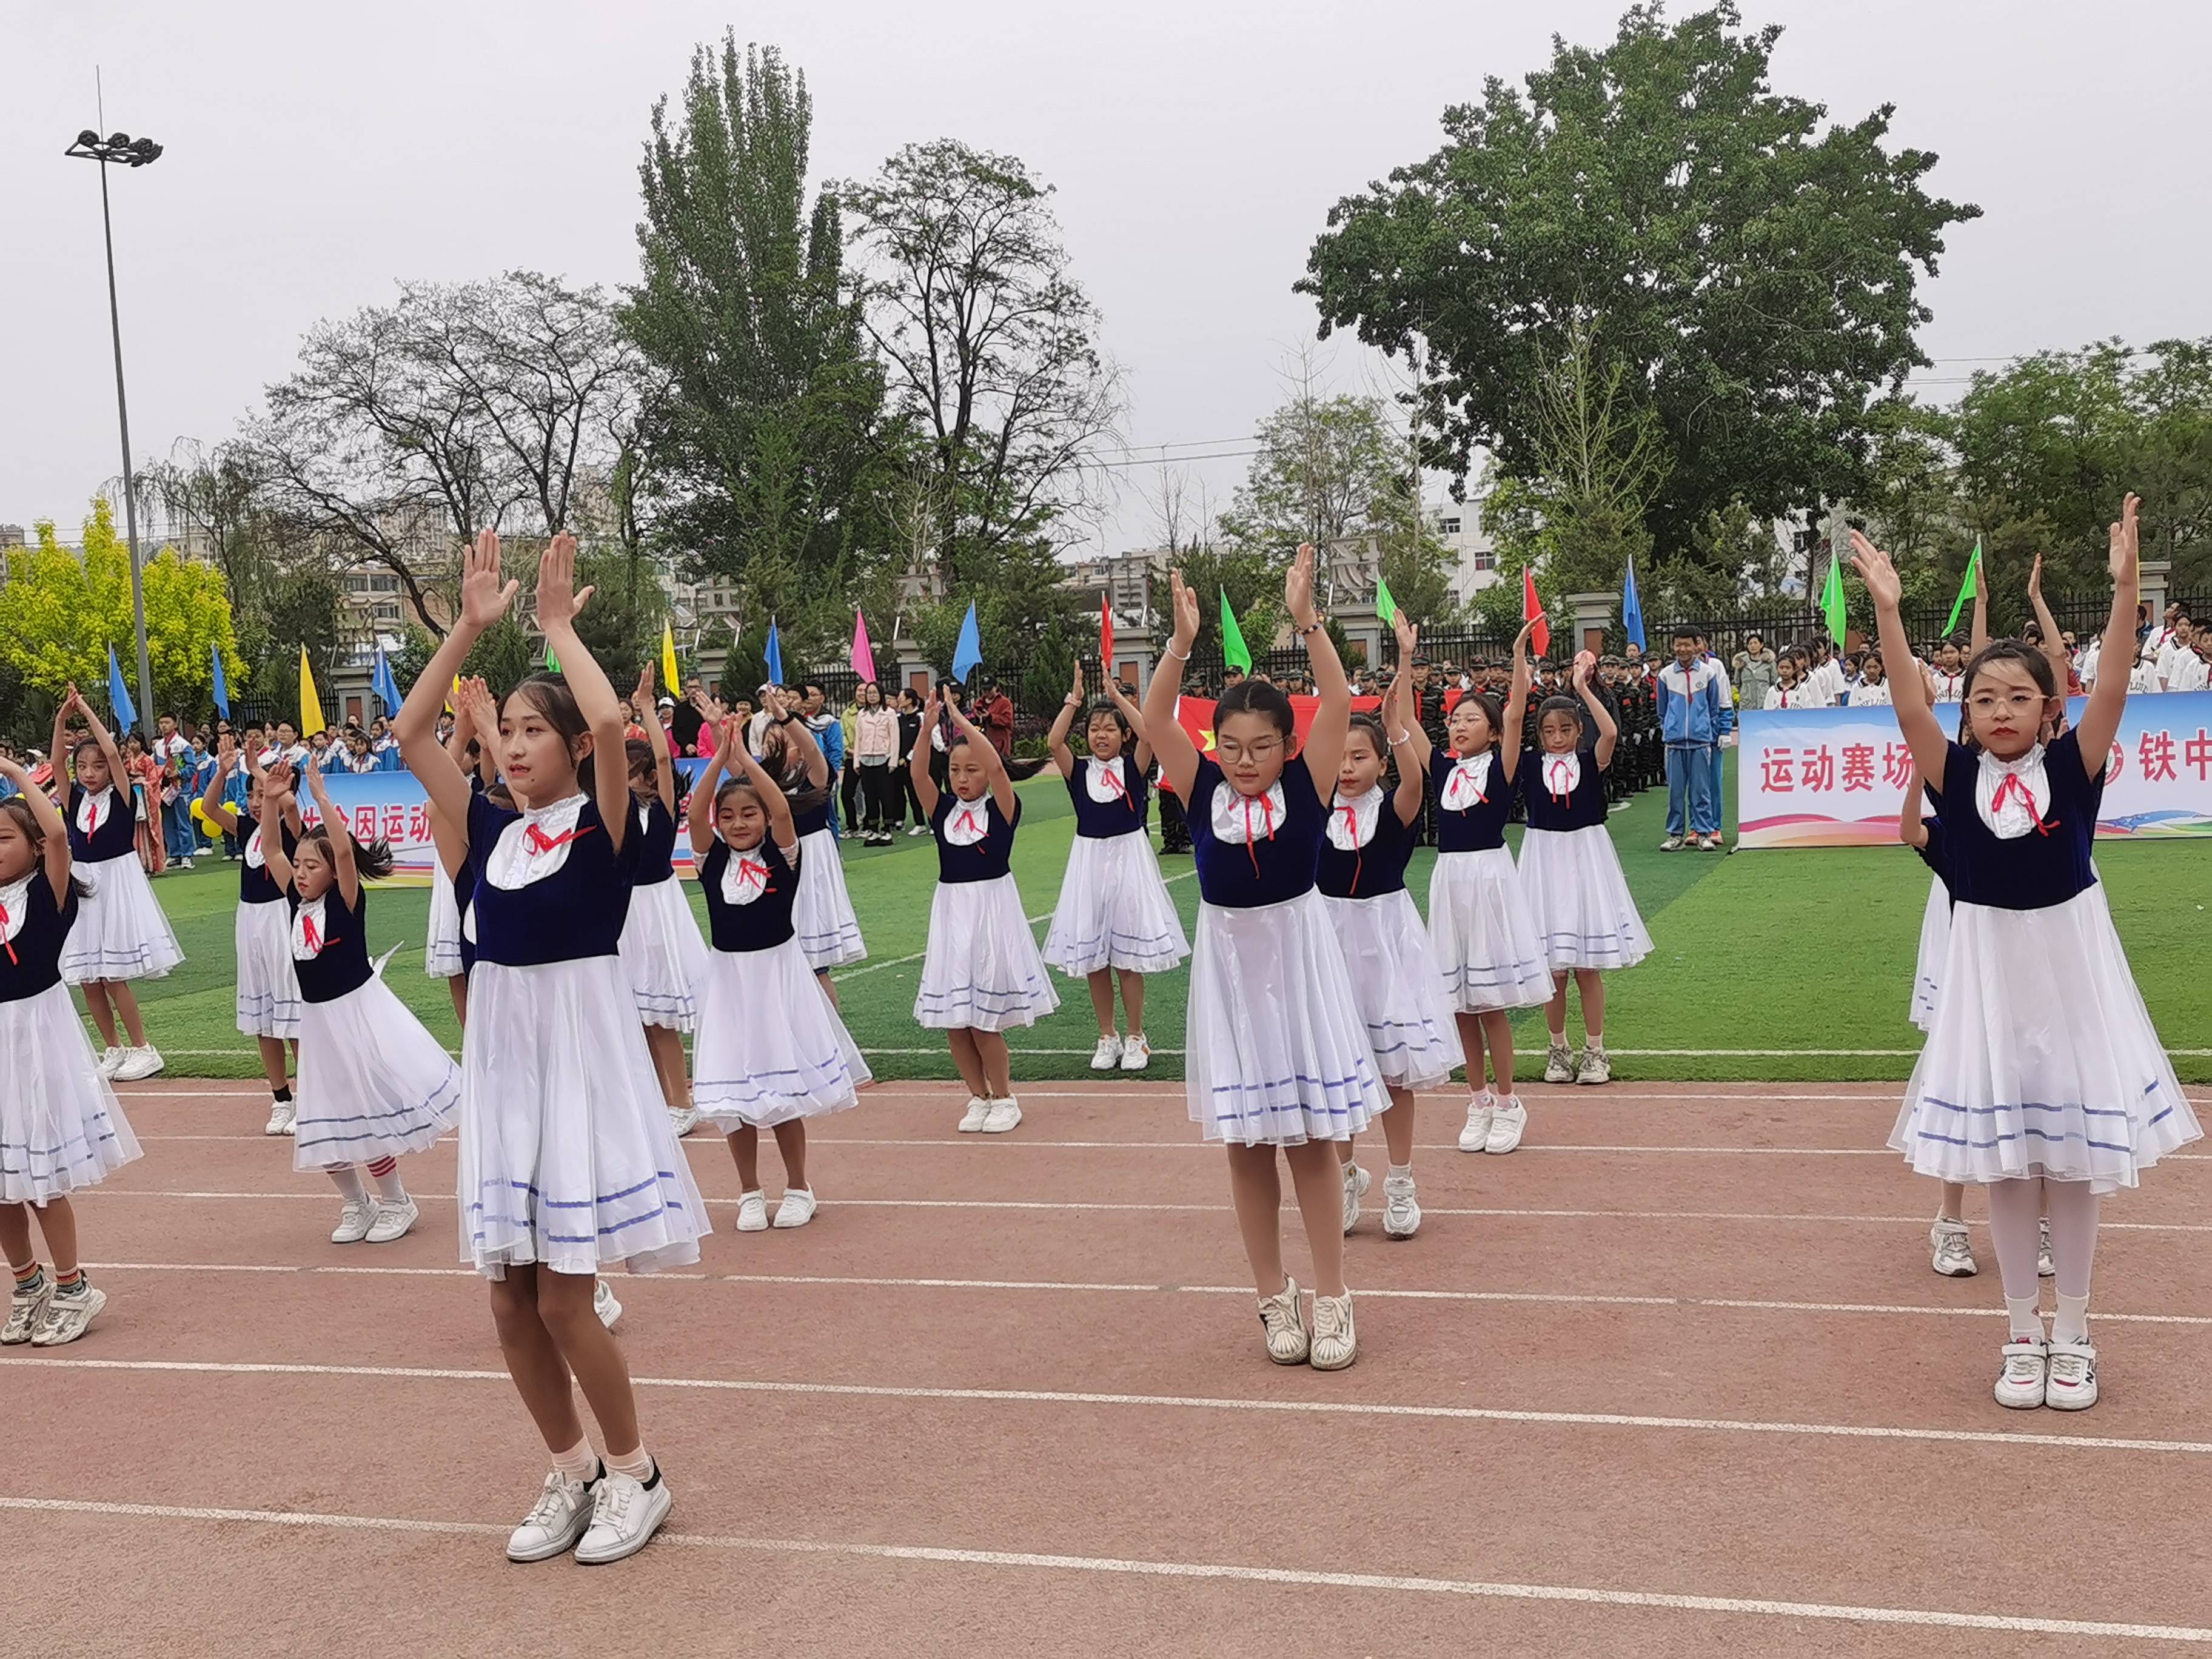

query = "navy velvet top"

[67,783,137,863]
[1065,754,1150,839]
[239,821,298,907]
[1430,749,1516,853]
[631,795,680,887]
[1913,816,1949,893]
[289,880,372,1004]
[1938,732,2100,912]
[699,836,799,953]
[466,794,640,967]
[1315,793,1418,899]
[1520,747,1610,832]
[1188,754,1326,910]
[0,874,76,1004]
[931,792,1020,883]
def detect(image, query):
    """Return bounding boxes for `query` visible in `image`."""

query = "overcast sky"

[5,0,2208,558]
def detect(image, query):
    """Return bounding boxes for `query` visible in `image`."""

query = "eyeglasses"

[1215,736,1284,764]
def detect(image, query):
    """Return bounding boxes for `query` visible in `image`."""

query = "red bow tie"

[523,821,592,856]
[1989,772,2054,836]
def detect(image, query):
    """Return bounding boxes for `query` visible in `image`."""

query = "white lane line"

[14,1356,2211,1456]
[5,1497,2204,1641]
[75,1259,2212,1325]
[1,1497,2204,1643]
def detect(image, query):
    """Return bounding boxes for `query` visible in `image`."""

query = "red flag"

[1100,593,1113,669]
[1522,568,1550,657]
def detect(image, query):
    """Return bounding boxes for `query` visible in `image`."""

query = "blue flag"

[370,645,402,716]
[951,601,982,683]
[210,642,231,718]
[107,645,138,732]
[1621,555,1646,653]
[764,618,784,687]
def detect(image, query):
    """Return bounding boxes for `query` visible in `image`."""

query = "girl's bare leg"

[488,1265,586,1452]
[642,1024,688,1113]
[535,1269,642,1458]
[1574,968,1606,1042]
[1225,1144,1285,1295]
[1085,969,1116,1038]
[946,1029,988,1098]
[773,1120,808,1189]
[728,1124,761,1188]
[1117,968,1145,1038]
[110,982,148,1047]
[1282,1141,1348,1298]
[1480,1010,1516,1093]
[81,983,119,1050]
[973,1030,1013,1098]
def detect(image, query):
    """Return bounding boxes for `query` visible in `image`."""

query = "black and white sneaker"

[574,1463,673,1564]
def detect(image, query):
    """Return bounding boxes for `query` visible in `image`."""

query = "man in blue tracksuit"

[1655,628,1726,851]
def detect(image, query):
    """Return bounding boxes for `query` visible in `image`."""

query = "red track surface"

[8,1079,2209,1657]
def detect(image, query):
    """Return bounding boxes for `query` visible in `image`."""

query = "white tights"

[1988,1176,2098,1341]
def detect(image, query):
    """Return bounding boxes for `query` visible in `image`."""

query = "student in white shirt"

[1805,640,1846,705]
[1763,654,1818,709]
[2166,622,2209,693]
[1848,651,1894,705]
[1927,638,1966,703]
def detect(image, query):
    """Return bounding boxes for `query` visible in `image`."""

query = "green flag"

[1219,589,1252,673]
[1941,540,1982,636]
[1820,551,1847,648]
[1374,575,1397,625]
[543,643,560,673]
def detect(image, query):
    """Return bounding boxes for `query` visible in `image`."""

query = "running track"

[7,1080,2209,1656]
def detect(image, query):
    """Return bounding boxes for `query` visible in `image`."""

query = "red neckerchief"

[732,851,773,894]
[1989,773,2055,836]
[1544,754,1577,805]
[1443,754,1489,810]
[1333,800,1366,894]
[523,820,596,856]
[1239,791,1278,879]
[951,800,990,854]
[301,908,326,955]
[1098,758,1136,813]
[0,890,18,967]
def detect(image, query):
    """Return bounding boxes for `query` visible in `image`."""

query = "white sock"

[605,1445,653,1482]
[369,1167,407,1203]
[2053,1292,2091,1346]
[551,1438,598,1481]
[2005,1294,2043,1341]
[1586,1029,1604,1048]
[326,1165,366,1204]
[1387,1163,1413,1182]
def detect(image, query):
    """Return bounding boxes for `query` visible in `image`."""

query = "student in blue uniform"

[1143,545,1387,1372]
[260,763,460,1246]
[616,665,708,1138]
[1515,636,1652,1090]
[0,752,142,1347]
[396,530,705,1566]
[1041,662,1188,1073]
[198,735,305,1135]
[909,689,1059,1134]
[1857,499,2199,1412]
[688,711,870,1230]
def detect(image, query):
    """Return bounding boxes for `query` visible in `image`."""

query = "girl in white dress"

[615,664,708,1136]
[197,734,304,1135]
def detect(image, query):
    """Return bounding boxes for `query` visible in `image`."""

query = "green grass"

[105,765,2212,1083]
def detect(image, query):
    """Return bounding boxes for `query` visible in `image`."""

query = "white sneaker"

[1119,1034,1151,1072]
[907,824,930,837]
[1575,1045,1612,1086]
[1659,834,1686,851]
[1458,1091,1496,1152]
[264,1098,296,1136]
[1339,1159,1370,1235]
[956,1096,991,1133]
[506,1468,598,1563]
[1929,1219,1977,1278]
[669,1106,700,1138]
[330,1199,376,1244]
[594,1279,622,1330]
[178,856,194,871]
[2039,1218,2054,1279]
[1701,834,1727,853]
[574,1464,674,1565]
[1309,1289,1357,1370]
[2044,1337,2098,1410]
[772,1188,817,1229]
[1258,1277,1309,1364]
[364,1196,418,1244]
[4,1279,53,1345]
[736,1190,770,1232]
[96,1047,126,1079]
[113,1045,165,1082]
[1090,1034,1124,1071]
[981,1098,1023,1134]
[1381,1171,1421,1239]
[1543,1042,1575,1085]
[1994,1335,2048,1409]
[30,1279,106,1346]
[1484,1098,1528,1155]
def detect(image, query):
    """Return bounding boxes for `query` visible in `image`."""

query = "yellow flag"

[661,620,681,694]
[300,646,327,736]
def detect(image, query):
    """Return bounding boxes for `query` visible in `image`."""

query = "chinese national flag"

[1100,592,1113,669]
[1523,568,1550,657]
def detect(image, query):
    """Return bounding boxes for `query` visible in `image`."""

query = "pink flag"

[851,609,878,684]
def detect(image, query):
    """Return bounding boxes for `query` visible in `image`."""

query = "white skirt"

[1427,847,1555,1012]
[425,864,464,979]
[1322,890,1464,1090]
[794,827,866,968]
[617,877,710,1031]
[1517,826,1652,972]
[1909,876,1948,1034]
[293,976,462,1171]
[0,982,142,1203]
[1041,831,1190,977]
[1889,885,2202,1194]
[59,852,184,984]
[235,899,303,1039]
[1185,891,1390,1147]
[693,940,871,1128]
[457,956,712,1278]
[914,874,1061,1032]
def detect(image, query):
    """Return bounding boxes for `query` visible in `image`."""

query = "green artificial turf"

[95,760,2212,1083]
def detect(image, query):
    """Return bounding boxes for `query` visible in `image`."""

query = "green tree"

[1220,384,1401,555]
[1301,2,1979,552]
[1147,543,1290,665]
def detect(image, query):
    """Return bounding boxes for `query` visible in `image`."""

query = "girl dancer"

[1,752,142,1346]
[50,688,181,1079]
[424,688,487,1028]
[1144,546,1387,1371]
[785,691,866,990]
[689,716,870,1228]
[1323,626,1463,1239]
[910,688,1059,1134]
[198,734,304,1134]
[1517,639,1651,1088]
[1041,662,1188,1072]
[617,665,708,1138]
[1411,616,1552,1156]
[262,765,461,1244]
[1898,766,1979,1278]
[1857,500,2199,1410]
[397,530,705,1563]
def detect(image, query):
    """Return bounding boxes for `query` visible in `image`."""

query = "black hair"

[1957,639,2059,748]
[1215,679,1295,742]
[1342,709,1390,762]
[625,739,656,779]
[72,735,104,762]
[1446,689,1505,752]
[0,799,92,899]
[1083,698,1131,739]
[759,724,831,817]
[298,825,397,882]
[1536,694,1585,744]
[504,674,595,794]
[1672,628,1698,645]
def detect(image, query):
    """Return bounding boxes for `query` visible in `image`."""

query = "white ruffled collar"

[942,793,993,847]
[485,793,589,890]
[1084,756,1135,806]
[1439,751,1494,811]
[1975,745,2053,840]
[1536,751,1583,800]
[1210,777,1287,846]
[1,873,31,944]
[1326,786,1384,851]
[74,785,117,837]
[720,838,780,907]
[290,895,330,960]
[245,825,267,870]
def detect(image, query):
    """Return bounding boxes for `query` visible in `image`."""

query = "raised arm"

[730,717,797,851]
[0,752,72,905]
[397,530,517,835]
[1852,531,1949,783]
[303,764,360,908]
[1969,555,1990,658]
[946,698,1017,819]
[1047,660,1084,779]
[909,691,943,820]
[1500,618,1539,783]
[78,697,127,799]
[1102,675,1153,773]
[1288,544,1348,802]
[760,687,830,789]
[454,677,501,789]
[633,663,675,811]
[1384,668,1426,828]
[1389,614,1431,773]
[2026,554,2073,693]
[199,735,241,836]
[49,689,76,801]
[2075,495,2140,777]
[1141,570,1203,800]
[1574,660,1618,768]
[258,776,298,893]
[532,533,629,851]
